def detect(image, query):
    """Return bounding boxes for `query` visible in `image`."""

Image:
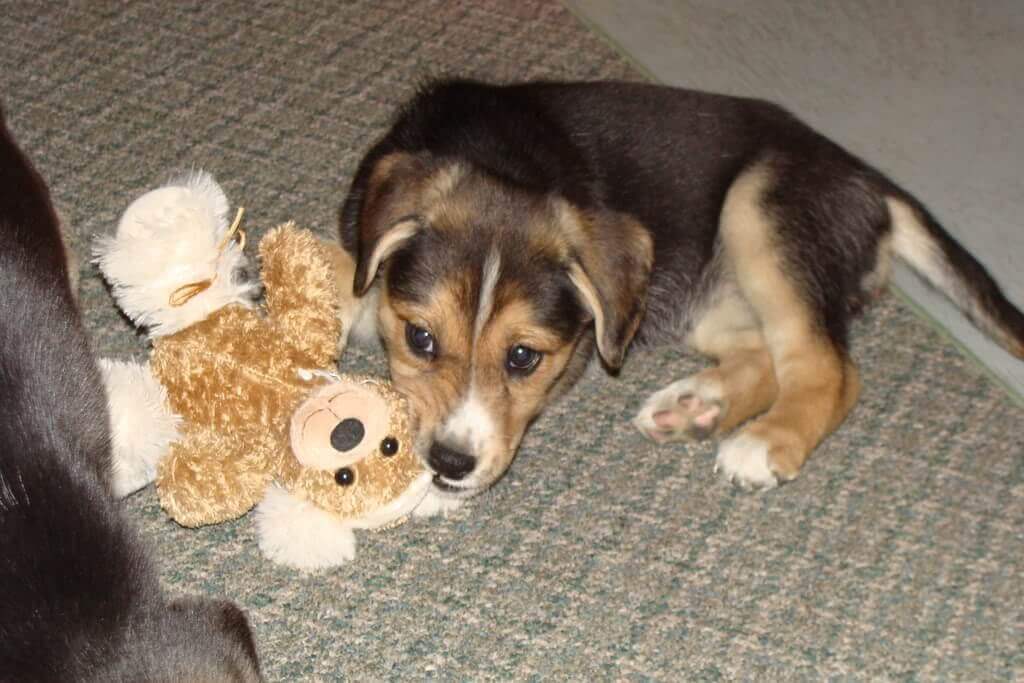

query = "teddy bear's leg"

[99,359,181,497]
[157,427,275,527]
[255,484,357,570]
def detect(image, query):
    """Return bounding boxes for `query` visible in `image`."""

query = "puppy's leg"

[324,241,381,351]
[634,282,778,441]
[714,163,861,489]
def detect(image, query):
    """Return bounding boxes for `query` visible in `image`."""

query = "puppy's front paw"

[412,487,466,518]
[634,375,725,443]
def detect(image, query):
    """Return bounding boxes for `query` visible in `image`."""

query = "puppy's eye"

[506,344,541,375]
[405,322,437,358]
[380,437,398,456]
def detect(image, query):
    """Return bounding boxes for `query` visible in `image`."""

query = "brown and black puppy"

[339,79,1024,497]
[0,107,262,682]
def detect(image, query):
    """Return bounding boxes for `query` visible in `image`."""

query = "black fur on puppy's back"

[0,107,262,683]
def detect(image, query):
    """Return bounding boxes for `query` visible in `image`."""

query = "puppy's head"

[341,152,652,496]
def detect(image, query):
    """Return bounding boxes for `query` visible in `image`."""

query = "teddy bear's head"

[280,376,430,525]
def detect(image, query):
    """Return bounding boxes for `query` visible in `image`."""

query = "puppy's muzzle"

[427,442,476,481]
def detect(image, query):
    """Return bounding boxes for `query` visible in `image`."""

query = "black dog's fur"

[0,109,262,682]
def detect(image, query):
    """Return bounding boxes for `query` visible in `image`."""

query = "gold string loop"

[168,207,246,307]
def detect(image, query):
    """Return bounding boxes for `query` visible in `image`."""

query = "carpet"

[1,0,1021,679]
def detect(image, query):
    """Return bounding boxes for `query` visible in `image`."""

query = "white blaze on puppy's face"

[428,248,504,487]
[435,387,497,486]
[474,249,502,340]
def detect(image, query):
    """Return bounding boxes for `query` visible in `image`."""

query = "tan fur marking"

[360,152,421,229]
[681,277,777,434]
[365,152,403,191]
[470,296,580,483]
[422,163,473,229]
[423,163,467,204]
[720,163,859,479]
[709,348,778,434]
[862,231,893,298]
[378,274,475,441]
[482,298,568,352]
[687,278,763,356]
[378,294,463,438]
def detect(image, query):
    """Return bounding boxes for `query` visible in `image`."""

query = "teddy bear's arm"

[156,424,278,528]
[258,225,345,367]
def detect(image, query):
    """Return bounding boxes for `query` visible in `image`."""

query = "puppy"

[0,108,262,682]
[339,79,1024,495]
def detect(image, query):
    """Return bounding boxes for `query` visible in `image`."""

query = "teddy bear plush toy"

[94,171,436,569]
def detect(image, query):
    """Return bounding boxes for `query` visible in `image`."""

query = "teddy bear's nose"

[330,418,365,452]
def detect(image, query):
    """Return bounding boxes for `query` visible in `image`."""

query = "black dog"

[339,79,1024,496]
[0,108,262,682]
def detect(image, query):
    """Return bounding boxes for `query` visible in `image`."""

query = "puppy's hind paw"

[634,375,724,444]
[714,433,780,491]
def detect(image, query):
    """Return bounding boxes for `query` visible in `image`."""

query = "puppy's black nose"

[427,442,476,480]
[330,418,365,452]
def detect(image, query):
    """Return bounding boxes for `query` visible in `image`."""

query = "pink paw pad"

[652,393,721,441]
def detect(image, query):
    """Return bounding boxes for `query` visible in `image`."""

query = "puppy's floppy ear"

[353,215,420,296]
[559,202,654,371]
[342,152,430,296]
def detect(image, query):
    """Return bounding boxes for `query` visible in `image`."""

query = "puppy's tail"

[885,194,1024,359]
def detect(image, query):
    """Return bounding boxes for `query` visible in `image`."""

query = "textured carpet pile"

[1,1,1021,679]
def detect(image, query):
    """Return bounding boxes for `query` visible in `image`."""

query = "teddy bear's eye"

[334,467,355,486]
[380,437,399,456]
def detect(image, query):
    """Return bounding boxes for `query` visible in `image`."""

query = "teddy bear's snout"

[330,418,365,452]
